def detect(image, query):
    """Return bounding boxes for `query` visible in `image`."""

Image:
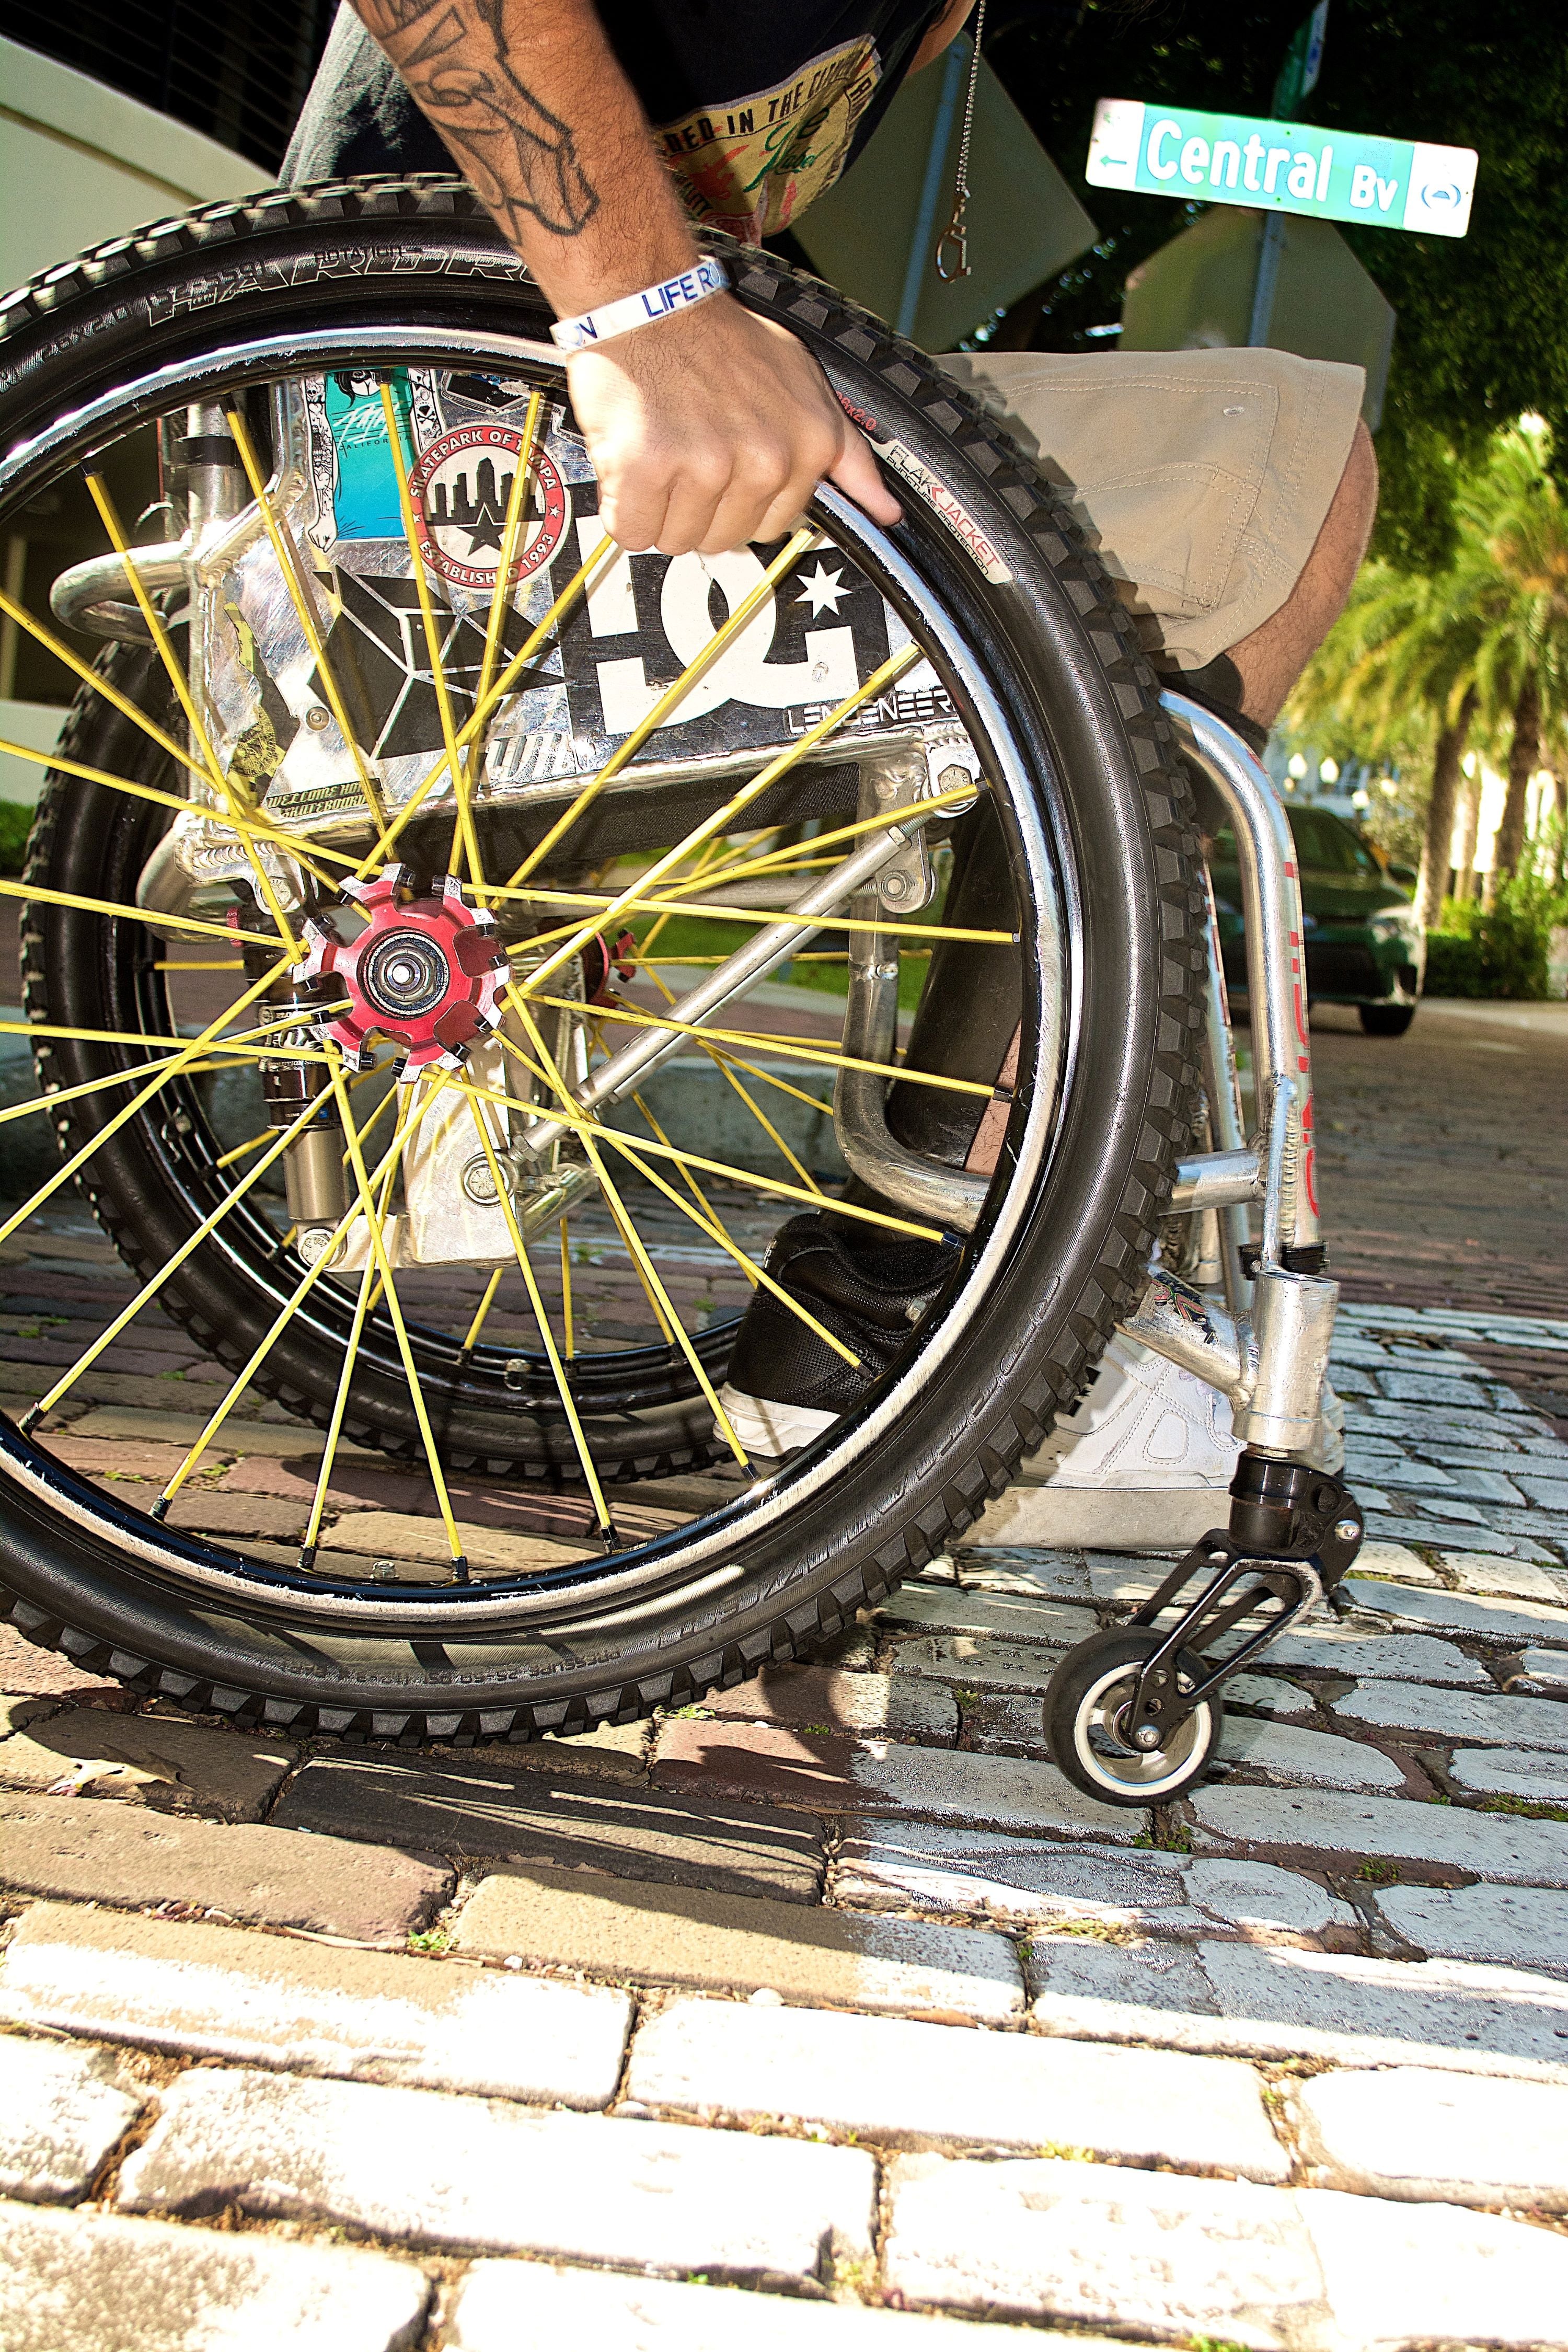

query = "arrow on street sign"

[1087,98,1476,238]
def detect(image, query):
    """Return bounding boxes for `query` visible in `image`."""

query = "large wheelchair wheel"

[0,179,1203,1739]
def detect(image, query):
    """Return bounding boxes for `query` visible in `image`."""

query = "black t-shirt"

[286,1,944,244]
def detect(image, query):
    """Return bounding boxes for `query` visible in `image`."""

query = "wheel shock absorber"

[259,981,345,1265]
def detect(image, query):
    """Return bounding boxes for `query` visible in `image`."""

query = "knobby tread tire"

[0,179,1205,1739]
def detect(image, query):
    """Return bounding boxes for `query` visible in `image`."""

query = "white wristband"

[550,257,729,354]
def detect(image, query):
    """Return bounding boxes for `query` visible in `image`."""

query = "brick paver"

[628,1998,1288,2178]
[451,1863,1025,2019]
[0,1707,296,1819]
[0,1793,452,1939]
[0,2203,431,2352]
[1294,2062,1568,2207]
[1189,1782,1568,1885]
[0,2035,142,2204]
[445,2262,1094,2348]
[272,1756,827,1900]
[884,2151,1568,2345]
[6,1093,1568,2342]
[0,1902,630,2103]
[118,2067,878,2278]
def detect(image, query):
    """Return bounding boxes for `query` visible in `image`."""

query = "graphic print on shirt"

[655,36,882,242]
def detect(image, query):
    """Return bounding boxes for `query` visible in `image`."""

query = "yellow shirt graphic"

[655,37,882,244]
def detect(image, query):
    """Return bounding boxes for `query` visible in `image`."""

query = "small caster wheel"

[1045,1628,1224,1806]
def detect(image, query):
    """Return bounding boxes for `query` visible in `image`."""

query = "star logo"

[794,560,849,618]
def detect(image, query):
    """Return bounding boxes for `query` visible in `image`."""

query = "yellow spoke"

[708,1045,844,1119]
[84,471,300,955]
[635,834,727,962]
[0,586,216,792]
[503,527,817,896]
[600,1184,676,1344]
[629,1088,759,1287]
[1,870,262,948]
[0,1048,249,1132]
[621,953,857,969]
[630,967,819,1198]
[0,956,290,1250]
[0,736,349,887]
[685,779,983,895]
[340,1076,399,1171]
[301,1251,379,1563]
[214,1126,274,1171]
[154,1086,426,1511]
[529,985,994,1097]
[610,1124,860,1369]
[224,404,386,835]
[461,1265,506,1353]
[478,391,543,714]
[454,386,543,885]
[466,1089,614,1536]
[21,1088,328,1428]
[347,533,618,883]
[491,881,1013,951]
[156,960,247,971]
[1,1014,327,1065]
[518,636,916,990]
[331,1053,468,1574]
[506,994,747,1462]
[558,1221,575,1357]
[484,1018,943,1242]
[299,1141,401,1564]
[379,382,471,891]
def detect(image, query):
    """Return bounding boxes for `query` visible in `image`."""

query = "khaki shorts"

[938,347,1365,673]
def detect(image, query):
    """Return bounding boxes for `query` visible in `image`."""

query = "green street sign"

[1272,1,1330,122]
[1086,98,1476,237]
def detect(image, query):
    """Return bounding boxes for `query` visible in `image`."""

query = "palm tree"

[1449,429,1568,890]
[1286,560,1477,932]
[1287,421,1568,921]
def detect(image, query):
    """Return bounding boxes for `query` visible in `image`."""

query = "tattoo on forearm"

[355,0,599,239]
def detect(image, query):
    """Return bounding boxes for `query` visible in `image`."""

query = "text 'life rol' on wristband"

[549,257,730,355]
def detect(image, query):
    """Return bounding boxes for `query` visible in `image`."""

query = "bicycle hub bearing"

[296,864,509,1077]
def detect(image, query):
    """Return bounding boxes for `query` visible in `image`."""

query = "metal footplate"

[1119,1451,1366,1756]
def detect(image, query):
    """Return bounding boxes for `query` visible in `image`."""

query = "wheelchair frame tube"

[1160,692,1320,1262]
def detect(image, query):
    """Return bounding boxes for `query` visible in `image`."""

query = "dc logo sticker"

[407,424,569,592]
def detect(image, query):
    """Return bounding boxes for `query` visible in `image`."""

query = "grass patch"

[1478,1794,1568,1821]
[1355,1858,1400,1884]
[630,913,930,1009]
[0,801,34,878]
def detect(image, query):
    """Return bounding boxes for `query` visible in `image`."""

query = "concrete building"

[0,29,293,801]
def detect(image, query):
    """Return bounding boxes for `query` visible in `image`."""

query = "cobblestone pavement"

[1307,1001,1568,1319]
[5,991,1568,2343]
[5,1264,1568,2346]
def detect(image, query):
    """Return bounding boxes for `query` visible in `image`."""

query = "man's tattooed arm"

[345,0,903,566]
[355,0,597,239]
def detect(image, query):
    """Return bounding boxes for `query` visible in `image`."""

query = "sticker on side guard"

[871,435,1013,586]
[408,423,570,592]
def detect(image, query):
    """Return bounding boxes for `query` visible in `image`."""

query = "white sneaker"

[1047,1333,1240,1490]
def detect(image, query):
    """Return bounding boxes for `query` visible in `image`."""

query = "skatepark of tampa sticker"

[408,423,569,592]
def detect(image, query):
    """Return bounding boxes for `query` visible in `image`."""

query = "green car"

[1211,804,1425,1037]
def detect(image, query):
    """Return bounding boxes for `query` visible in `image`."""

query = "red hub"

[297,866,508,1076]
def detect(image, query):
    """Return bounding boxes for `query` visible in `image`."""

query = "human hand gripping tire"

[566,292,903,555]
